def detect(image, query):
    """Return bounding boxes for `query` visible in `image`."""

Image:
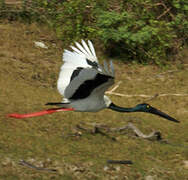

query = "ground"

[0,21,188,180]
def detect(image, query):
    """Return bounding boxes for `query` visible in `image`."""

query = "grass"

[0,21,188,179]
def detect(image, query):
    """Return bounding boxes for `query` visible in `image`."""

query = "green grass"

[0,21,188,179]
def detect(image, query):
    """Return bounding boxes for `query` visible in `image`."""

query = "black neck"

[108,103,136,112]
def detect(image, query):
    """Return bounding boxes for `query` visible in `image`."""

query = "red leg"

[7,108,74,119]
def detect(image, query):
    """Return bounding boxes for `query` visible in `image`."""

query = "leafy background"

[1,0,188,64]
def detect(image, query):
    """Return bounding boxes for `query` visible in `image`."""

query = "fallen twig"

[106,92,188,98]
[107,123,162,140]
[106,81,122,94]
[76,123,161,141]
[107,160,133,165]
[157,93,188,97]
[106,92,151,97]
[106,79,188,98]
[76,124,117,141]
[19,160,57,173]
[155,70,180,76]
[144,94,159,102]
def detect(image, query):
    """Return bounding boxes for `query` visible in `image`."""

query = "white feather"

[70,45,85,56]
[81,40,93,57]
[74,40,98,62]
[81,40,97,62]
[75,42,89,56]
[88,40,97,59]
[63,51,87,67]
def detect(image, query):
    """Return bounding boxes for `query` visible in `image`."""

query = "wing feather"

[103,60,109,74]
[57,40,115,100]
[81,40,93,58]
[110,60,115,76]
[64,68,114,100]
[64,69,97,99]
[88,40,97,59]
[70,45,85,56]
[75,42,89,56]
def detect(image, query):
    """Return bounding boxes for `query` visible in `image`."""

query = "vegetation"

[0,21,188,180]
[0,0,188,64]
[0,1,188,179]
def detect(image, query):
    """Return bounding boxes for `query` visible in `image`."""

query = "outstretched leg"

[7,107,74,119]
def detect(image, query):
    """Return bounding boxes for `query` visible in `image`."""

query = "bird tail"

[45,102,70,107]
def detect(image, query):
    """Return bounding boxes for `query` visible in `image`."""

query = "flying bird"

[8,40,179,123]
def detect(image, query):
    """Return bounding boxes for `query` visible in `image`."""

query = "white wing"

[57,40,100,98]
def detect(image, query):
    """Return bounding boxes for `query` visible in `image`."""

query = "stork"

[8,40,179,123]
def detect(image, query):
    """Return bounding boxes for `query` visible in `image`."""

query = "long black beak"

[148,107,179,123]
[108,103,179,123]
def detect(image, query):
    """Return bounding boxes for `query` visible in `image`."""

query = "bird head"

[134,103,179,123]
[108,102,179,123]
[134,103,151,112]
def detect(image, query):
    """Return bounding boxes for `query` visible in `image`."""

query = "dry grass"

[0,21,188,180]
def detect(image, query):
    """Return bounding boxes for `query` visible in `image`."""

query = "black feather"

[70,67,84,82]
[70,73,113,100]
[86,59,99,69]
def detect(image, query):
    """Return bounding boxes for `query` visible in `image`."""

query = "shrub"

[42,0,188,64]
[1,0,188,64]
[96,0,188,63]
